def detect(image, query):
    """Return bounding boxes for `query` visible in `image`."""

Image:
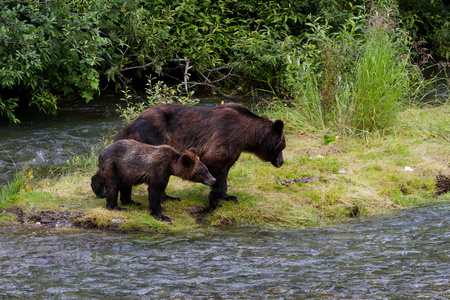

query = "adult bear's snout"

[271,153,284,168]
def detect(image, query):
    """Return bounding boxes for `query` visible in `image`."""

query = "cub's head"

[175,148,216,186]
[91,173,107,198]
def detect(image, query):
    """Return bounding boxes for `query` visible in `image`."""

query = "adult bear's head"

[254,117,286,168]
[269,119,286,167]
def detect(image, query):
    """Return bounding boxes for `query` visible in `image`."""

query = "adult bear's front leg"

[106,183,121,210]
[208,169,238,209]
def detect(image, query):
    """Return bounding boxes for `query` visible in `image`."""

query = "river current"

[0,95,124,186]
[0,203,448,299]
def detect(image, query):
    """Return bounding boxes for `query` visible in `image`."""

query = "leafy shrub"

[0,0,112,122]
[0,0,367,123]
[0,0,443,125]
[117,77,199,123]
[397,0,450,60]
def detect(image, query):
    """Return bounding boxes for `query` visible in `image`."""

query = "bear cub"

[91,139,216,222]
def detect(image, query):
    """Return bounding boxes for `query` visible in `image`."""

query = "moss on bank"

[1,104,449,232]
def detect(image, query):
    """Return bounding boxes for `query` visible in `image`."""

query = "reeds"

[285,5,423,136]
[352,17,411,133]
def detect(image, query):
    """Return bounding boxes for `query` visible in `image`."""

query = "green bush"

[283,4,425,135]
[0,0,444,125]
[0,0,113,122]
[0,0,366,123]
[397,0,450,60]
[117,77,199,122]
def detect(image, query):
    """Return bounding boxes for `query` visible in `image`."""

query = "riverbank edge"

[0,105,449,233]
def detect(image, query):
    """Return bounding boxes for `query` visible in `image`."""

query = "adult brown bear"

[116,102,286,208]
[91,140,216,222]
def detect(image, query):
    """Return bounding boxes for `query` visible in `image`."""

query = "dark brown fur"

[436,173,450,195]
[116,102,286,208]
[91,140,216,222]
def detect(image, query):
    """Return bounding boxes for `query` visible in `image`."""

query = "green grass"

[1,104,449,231]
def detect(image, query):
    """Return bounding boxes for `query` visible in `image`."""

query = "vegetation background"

[1,0,449,132]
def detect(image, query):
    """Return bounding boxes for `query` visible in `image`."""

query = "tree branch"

[120,61,154,72]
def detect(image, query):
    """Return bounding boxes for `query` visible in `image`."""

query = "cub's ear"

[273,120,284,133]
[180,152,195,168]
[187,147,197,156]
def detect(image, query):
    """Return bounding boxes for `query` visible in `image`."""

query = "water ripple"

[0,204,449,299]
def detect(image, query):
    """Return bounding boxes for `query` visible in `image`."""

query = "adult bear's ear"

[273,120,284,133]
[180,152,195,168]
[188,147,197,156]
[261,115,270,120]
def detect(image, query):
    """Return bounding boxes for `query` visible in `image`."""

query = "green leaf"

[323,135,338,145]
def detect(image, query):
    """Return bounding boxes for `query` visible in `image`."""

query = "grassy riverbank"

[1,103,449,232]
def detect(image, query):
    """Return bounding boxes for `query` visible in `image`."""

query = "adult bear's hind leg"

[120,186,142,207]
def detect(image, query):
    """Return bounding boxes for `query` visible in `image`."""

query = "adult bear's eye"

[276,139,286,151]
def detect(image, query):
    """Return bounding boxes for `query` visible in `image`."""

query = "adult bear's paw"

[154,214,172,223]
[222,194,239,204]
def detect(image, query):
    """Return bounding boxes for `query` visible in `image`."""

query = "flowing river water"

[0,95,449,299]
[0,94,125,186]
[0,203,448,299]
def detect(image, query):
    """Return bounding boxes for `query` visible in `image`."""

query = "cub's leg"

[148,185,171,222]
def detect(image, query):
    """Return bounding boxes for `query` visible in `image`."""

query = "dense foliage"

[0,0,449,130]
[398,0,450,60]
